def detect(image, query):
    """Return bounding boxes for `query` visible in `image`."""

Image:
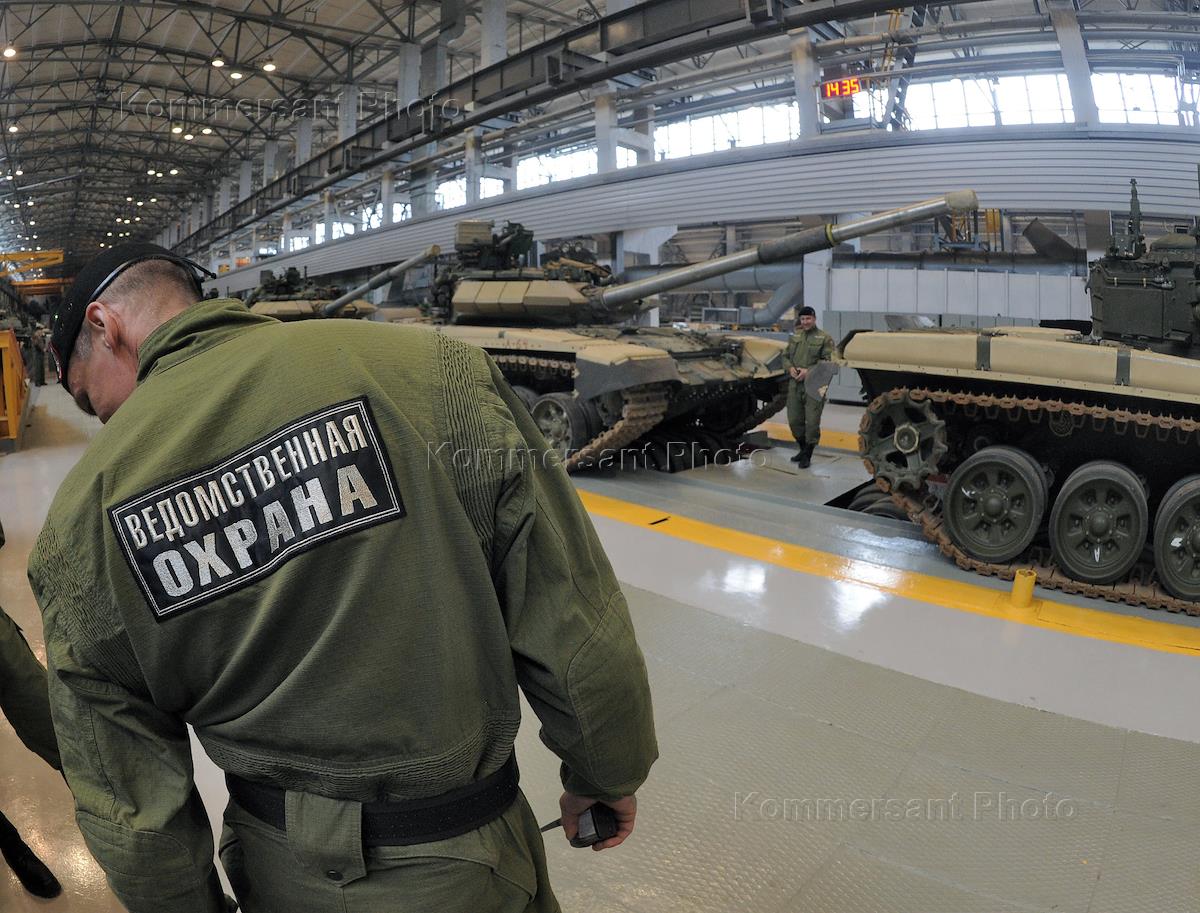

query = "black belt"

[226,755,519,847]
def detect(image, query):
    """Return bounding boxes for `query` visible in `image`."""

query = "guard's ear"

[83,299,123,353]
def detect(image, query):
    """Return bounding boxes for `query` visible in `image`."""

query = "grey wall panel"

[916,270,948,315]
[212,127,1200,295]
[947,272,979,317]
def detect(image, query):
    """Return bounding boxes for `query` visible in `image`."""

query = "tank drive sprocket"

[858,390,948,492]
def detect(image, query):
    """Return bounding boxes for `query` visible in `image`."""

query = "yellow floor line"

[578,489,1200,657]
[760,422,858,452]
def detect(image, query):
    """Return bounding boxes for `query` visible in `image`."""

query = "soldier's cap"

[798,305,816,317]
[50,242,215,390]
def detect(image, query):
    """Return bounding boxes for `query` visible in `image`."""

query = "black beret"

[797,305,816,317]
[50,243,214,389]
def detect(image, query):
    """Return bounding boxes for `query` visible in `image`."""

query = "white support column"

[596,91,652,171]
[790,29,821,138]
[480,0,507,68]
[615,225,677,326]
[420,41,447,95]
[465,130,483,205]
[339,86,359,141]
[595,93,618,173]
[282,212,294,252]
[398,43,421,109]
[381,170,395,225]
[295,118,313,163]
[238,160,254,202]
[323,192,335,244]
[262,140,279,186]
[1048,0,1098,127]
[218,180,232,215]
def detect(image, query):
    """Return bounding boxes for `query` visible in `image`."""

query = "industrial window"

[516,146,599,189]
[652,103,799,160]
[895,75,1072,130]
[435,176,506,208]
[1092,73,1187,126]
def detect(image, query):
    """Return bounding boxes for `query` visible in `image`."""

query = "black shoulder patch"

[109,398,404,621]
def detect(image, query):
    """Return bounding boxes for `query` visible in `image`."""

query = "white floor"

[3,386,1199,912]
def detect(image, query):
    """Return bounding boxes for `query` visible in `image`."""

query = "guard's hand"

[558,792,637,851]
[788,367,800,380]
[797,368,808,381]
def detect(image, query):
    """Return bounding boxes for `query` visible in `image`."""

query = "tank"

[374,192,979,471]
[246,266,376,320]
[842,178,1200,613]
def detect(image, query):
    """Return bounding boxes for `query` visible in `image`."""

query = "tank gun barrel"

[596,191,979,311]
[322,245,441,316]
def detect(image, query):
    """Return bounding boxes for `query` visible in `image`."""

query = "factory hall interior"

[6,0,1200,911]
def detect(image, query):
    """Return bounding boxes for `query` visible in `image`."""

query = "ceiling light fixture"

[156,171,163,177]
[136,201,144,206]
[184,132,195,141]
[13,169,21,176]
[149,197,157,203]
[126,196,133,202]
[147,168,156,175]
[230,71,244,80]
[6,125,16,134]
[201,126,213,135]
[1,47,15,59]
[262,60,276,72]
[212,57,225,68]
[169,168,179,175]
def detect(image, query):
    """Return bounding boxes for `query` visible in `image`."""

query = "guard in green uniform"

[0,519,64,899]
[784,305,835,469]
[30,244,658,913]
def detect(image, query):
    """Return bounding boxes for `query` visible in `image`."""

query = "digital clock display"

[821,77,863,99]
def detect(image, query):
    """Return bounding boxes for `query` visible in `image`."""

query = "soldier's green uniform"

[784,325,836,459]
[28,299,658,913]
[0,521,59,771]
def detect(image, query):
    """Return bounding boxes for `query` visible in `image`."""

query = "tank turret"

[245,266,376,320]
[433,192,979,326]
[1086,179,1200,350]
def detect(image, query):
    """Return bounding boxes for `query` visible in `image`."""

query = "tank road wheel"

[944,447,1047,563]
[1049,461,1148,585]
[1153,476,1200,601]
[531,393,594,460]
[860,394,948,491]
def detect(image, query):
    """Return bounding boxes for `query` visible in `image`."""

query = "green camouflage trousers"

[219,788,561,913]
[786,378,826,449]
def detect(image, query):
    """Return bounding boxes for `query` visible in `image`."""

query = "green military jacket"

[784,326,836,372]
[28,299,657,912]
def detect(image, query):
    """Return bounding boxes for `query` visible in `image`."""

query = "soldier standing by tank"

[784,305,836,469]
[28,243,657,913]
[0,519,63,899]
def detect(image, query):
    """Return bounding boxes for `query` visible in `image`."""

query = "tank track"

[860,387,1200,615]
[490,353,669,471]
[722,385,789,440]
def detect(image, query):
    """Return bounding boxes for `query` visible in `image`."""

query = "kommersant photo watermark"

[117,88,465,127]
[425,441,769,473]
[733,791,1078,823]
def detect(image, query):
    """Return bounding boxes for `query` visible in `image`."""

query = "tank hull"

[843,326,1200,613]
[418,323,788,471]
